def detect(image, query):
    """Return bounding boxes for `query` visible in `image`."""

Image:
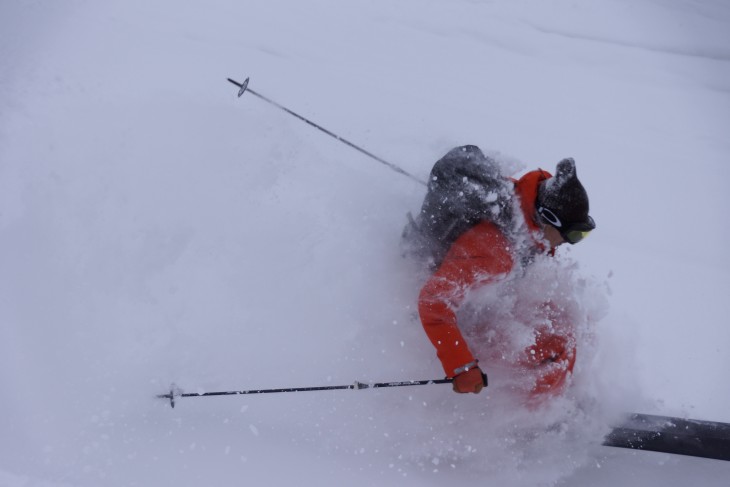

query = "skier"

[416,154,595,397]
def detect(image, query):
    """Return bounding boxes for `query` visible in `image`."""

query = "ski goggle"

[537,206,596,244]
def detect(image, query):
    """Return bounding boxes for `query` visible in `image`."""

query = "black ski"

[604,413,730,461]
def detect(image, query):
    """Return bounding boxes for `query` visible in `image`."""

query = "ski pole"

[227,77,427,186]
[157,375,486,408]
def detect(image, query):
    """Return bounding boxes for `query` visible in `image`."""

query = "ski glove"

[452,366,487,394]
[522,327,576,397]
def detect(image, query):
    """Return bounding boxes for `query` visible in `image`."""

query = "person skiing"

[414,149,595,398]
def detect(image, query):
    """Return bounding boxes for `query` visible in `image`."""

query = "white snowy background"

[1,0,729,486]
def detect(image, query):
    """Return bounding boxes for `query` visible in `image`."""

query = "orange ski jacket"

[418,169,556,378]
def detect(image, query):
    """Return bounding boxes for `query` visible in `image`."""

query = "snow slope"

[1,0,729,485]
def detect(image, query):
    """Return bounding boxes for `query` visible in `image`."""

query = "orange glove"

[452,367,487,394]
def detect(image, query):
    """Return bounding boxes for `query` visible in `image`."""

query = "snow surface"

[1,0,729,485]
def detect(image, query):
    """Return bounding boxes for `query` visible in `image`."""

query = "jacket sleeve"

[418,221,513,377]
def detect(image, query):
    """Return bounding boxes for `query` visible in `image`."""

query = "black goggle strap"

[537,206,562,228]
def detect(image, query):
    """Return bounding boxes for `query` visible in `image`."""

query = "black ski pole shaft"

[227,77,427,186]
[158,378,456,408]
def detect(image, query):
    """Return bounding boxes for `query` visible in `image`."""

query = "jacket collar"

[513,169,556,255]
[514,169,551,231]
